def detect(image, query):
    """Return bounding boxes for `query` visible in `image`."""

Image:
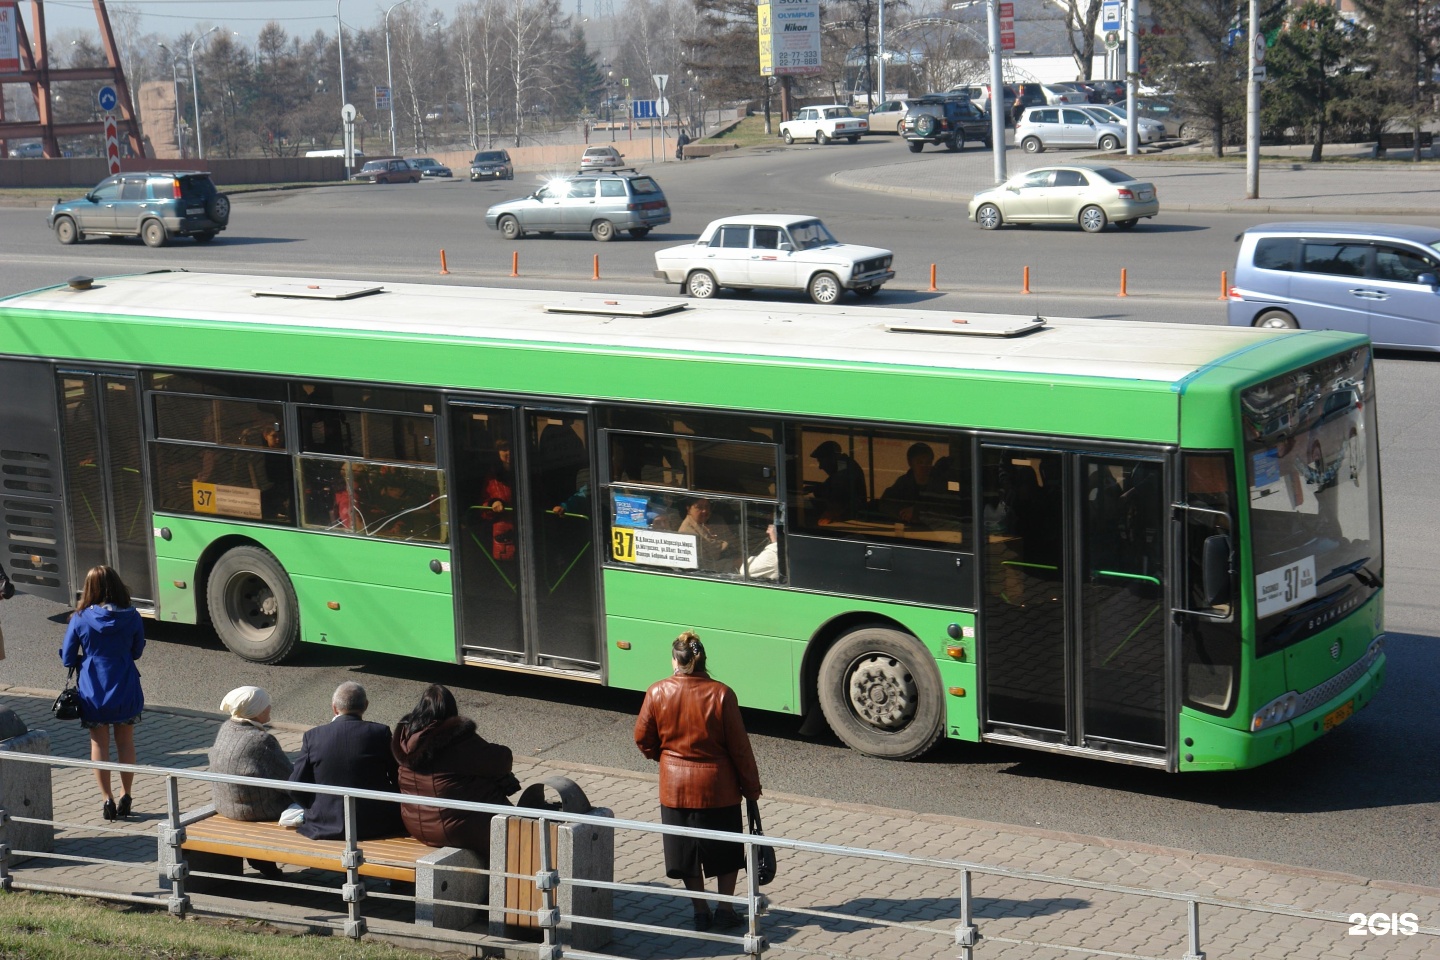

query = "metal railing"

[1,750,1436,959]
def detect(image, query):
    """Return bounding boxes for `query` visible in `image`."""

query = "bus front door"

[56,372,156,608]
[979,447,1169,763]
[449,404,600,676]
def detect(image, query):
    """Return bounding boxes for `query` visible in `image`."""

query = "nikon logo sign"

[758,0,821,76]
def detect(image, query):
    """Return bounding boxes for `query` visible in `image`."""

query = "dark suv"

[901,97,993,152]
[48,171,230,247]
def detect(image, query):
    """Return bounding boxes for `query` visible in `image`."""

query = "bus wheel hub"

[848,655,916,729]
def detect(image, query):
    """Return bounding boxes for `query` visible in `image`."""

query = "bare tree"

[1063,0,1101,81]
[503,0,564,146]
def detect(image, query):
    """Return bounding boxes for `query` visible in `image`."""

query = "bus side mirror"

[1202,534,1233,607]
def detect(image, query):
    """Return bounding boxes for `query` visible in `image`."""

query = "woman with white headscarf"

[209,685,294,880]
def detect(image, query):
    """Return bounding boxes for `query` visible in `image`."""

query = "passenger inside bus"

[806,440,867,523]
[879,442,949,527]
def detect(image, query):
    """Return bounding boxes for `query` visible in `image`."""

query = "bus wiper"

[1317,557,1382,590]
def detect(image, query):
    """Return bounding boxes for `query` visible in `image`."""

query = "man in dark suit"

[289,682,403,840]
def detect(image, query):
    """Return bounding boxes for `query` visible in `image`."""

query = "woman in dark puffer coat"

[391,684,516,855]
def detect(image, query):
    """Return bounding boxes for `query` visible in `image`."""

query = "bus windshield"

[1241,348,1381,656]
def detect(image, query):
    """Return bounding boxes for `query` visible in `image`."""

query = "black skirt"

[660,804,745,879]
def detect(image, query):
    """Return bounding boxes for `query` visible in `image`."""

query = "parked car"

[780,104,868,144]
[1016,106,1127,153]
[866,99,910,134]
[1086,80,1126,104]
[1050,81,1098,102]
[8,141,44,158]
[1077,105,1167,143]
[407,156,453,178]
[485,171,669,241]
[1012,83,1049,116]
[579,145,628,172]
[947,83,1016,121]
[653,214,895,304]
[47,171,230,247]
[967,164,1159,233]
[1226,222,1440,351]
[1134,96,1189,137]
[1042,83,1089,105]
[470,149,514,181]
[900,97,992,152]
[351,158,422,183]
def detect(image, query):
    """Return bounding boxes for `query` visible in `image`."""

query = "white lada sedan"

[653,214,895,304]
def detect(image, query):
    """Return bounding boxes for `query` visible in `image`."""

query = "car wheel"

[1022,136,1044,154]
[1255,309,1298,329]
[591,219,615,242]
[1079,205,1108,233]
[1115,218,1138,230]
[816,131,829,145]
[506,171,514,180]
[206,193,230,225]
[983,138,993,149]
[207,545,301,664]
[141,219,168,247]
[976,203,1003,230]
[498,215,523,240]
[946,132,962,151]
[686,270,718,299]
[193,231,217,243]
[54,216,78,245]
[1099,134,1120,151]
[782,130,795,145]
[848,135,860,143]
[807,271,842,305]
[855,285,881,298]
[907,141,923,153]
[817,626,945,760]
[628,227,651,239]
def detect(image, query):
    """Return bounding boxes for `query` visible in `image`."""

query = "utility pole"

[1246,0,1261,198]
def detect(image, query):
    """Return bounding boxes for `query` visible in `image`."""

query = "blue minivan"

[1227,222,1440,352]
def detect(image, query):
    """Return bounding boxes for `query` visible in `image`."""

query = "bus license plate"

[1323,700,1354,731]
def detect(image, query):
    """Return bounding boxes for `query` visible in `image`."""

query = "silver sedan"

[967,164,1159,233]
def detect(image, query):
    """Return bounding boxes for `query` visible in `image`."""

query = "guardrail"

[1,750,1436,959]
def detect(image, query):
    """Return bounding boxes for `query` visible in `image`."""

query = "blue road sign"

[1101,0,1121,32]
[97,85,118,112]
[632,99,657,120]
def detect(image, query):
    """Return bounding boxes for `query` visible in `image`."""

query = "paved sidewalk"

[830,141,1440,216]
[1,686,1436,960]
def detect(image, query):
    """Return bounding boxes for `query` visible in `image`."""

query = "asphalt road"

[2,146,1438,887]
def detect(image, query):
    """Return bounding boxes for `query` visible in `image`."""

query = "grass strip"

[0,890,452,960]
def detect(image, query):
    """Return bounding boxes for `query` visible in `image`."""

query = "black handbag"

[52,667,82,721]
[746,798,777,886]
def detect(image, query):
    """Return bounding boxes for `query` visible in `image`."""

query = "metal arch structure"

[882,16,1042,83]
[0,1,147,160]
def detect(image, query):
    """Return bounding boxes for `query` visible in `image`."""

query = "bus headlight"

[1251,691,1299,731]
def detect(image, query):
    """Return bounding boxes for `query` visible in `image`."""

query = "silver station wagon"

[484,172,670,241]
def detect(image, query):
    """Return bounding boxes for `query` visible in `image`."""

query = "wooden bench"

[157,806,485,929]
[1377,131,1434,152]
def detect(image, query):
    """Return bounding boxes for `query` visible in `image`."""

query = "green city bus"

[0,272,1385,771]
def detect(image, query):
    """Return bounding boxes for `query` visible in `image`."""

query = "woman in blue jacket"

[60,565,145,821]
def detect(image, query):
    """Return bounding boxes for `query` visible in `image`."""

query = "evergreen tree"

[1142,0,1246,156]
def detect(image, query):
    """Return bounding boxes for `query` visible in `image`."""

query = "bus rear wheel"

[207,546,300,664]
[818,627,945,760]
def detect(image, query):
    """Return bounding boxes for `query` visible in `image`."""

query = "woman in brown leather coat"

[634,631,762,931]
[392,684,516,856]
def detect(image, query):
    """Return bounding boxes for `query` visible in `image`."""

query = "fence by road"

[3,727,1436,960]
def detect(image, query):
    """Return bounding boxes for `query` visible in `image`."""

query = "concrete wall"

[0,156,346,189]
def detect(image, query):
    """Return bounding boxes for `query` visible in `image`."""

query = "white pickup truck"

[779,105,869,145]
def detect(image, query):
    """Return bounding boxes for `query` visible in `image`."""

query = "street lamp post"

[336,0,348,108]
[384,0,412,155]
[189,26,219,159]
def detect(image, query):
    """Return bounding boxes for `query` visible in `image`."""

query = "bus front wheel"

[207,546,300,664]
[817,627,945,760]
